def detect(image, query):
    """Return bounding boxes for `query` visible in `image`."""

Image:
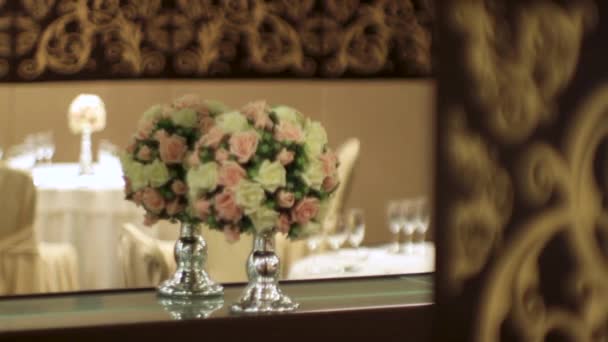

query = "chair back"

[0,167,36,242]
[118,223,171,287]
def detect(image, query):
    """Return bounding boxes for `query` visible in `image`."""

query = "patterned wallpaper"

[0,0,433,81]
[436,0,608,341]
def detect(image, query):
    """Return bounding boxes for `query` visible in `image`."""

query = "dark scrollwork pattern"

[4,0,433,81]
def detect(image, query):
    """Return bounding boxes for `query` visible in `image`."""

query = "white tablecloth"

[287,243,435,280]
[32,163,143,290]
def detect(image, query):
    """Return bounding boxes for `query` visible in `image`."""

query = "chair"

[0,167,79,295]
[118,223,175,287]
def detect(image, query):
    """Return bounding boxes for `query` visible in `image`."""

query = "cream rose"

[216,111,249,133]
[144,159,171,187]
[273,106,303,127]
[142,104,163,122]
[300,158,325,191]
[304,120,328,158]
[250,207,279,233]
[234,180,265,214]
[121,155,147,191]
[254,160,286,192]
[171,108,199,128]
[187,162,219,198]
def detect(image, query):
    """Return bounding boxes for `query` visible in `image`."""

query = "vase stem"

[231,231,299,313]
[157,223,223,298]
[79,126,93,175]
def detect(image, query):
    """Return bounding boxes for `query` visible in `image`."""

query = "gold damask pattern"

[1,0,432,81]
[437,0,608,341]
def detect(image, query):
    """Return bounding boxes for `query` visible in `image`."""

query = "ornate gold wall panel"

[0,0,433,81]
[436,0,608,341]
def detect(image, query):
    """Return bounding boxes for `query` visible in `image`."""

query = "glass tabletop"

[0,274,432,333]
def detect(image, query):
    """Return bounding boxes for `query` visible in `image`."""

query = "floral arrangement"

[186,100,340,241]
[120,95,228,226]
[68,94,107,134]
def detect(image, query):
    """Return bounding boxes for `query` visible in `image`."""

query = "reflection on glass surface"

[0,80,435,296]
[158,296,224,320]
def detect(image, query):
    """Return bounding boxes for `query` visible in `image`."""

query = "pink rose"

[132,190,144,206]
[186,152,201,167]
[200,126,226,149]
[241,100,273,130]
[276,214,291,234]
[229,131,259,163]
[274,121,303,142]
[214,190,243,222]
[143,213,159,227]
[158,134,188,164]
[291,197,320,225]
[136,120,155,140]
[194,199,212,220]
[276,190,295,208]
[154,129,169,142]
[137,145,153,162]
[319,151,338,177]
[142,188,165,214]
[171,180,188,195]
[123,176,133,195]
[200,116,215,134]
[276,148,295,166]
[322,176,339,192]
[172,94,202,109]
[218,161,246,188]
[215,148,230,163]
[126,140,136,154]
[223,225,241,243]
[166,198,185,216]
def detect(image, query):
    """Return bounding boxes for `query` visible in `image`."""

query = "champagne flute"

[347,208,365,250]
[414,198,431,254]
[387,200,402,253]
[327,215,348,251]
[400,199,417,254]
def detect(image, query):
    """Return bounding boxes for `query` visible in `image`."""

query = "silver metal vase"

[157,223,223,298]
[231,231,299,313]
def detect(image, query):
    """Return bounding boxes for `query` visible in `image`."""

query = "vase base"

[157,277,224,298]
[230,283,299,314]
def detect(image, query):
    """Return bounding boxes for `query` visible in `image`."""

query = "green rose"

[121,154,147,191]
[250,206,279,233]
[144,159,171,187]
[300,158,325,191]
[142,104,163,122]
[273,106,304,128]
[235,180,265,214]
[204,100,230,115]
[254,160,286,192]
[171,108,198,128]
[216,111,249,133]
[304,119,328,158]
[187,162,219,198]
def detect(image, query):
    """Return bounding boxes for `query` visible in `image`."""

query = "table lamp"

[68,94,106,175]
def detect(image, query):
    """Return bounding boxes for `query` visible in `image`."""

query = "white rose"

[250,207,279,233]
[299,221,321,239]
[254,160,286,192]
[273,106,304,128]
[144,159,171,187]
[171,108,199,128]
[235,180,265,214]
[300,158,325,191]
[142,104,163,122]
[304,120,328,158]
[216,111,249,133]
[121,155,147,191]
[187,162,219,198]
[204,100,230,115]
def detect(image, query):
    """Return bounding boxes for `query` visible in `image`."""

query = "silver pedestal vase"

[78,126,93,175]
[231,231,299,313]
[157,223,223,298]
[158,296,224,320]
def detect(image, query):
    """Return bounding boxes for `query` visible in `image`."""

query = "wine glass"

[400,199,417,254]
[414,197,431,254]
[386,200,402,253]
[305,232,325,274]
[326,215,348,251]
[347,208,365,250]
[40,132,55,163]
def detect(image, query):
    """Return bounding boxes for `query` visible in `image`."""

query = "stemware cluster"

[386,197,430,254]
[5,132,55,169]
[306,208,366,254]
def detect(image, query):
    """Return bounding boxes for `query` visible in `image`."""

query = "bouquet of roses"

[186,100,339,241]
[120,95,228,226]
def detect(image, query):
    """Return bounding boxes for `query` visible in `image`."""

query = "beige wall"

[0,80,434,245]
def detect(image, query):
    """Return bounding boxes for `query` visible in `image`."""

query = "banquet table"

[32,162,143,290]
[287,243,435,280]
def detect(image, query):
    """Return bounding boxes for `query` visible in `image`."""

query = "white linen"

[33,163,143,290]
[287,243,435,280]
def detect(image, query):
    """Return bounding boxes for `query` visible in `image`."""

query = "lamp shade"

[68,94,107,134]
